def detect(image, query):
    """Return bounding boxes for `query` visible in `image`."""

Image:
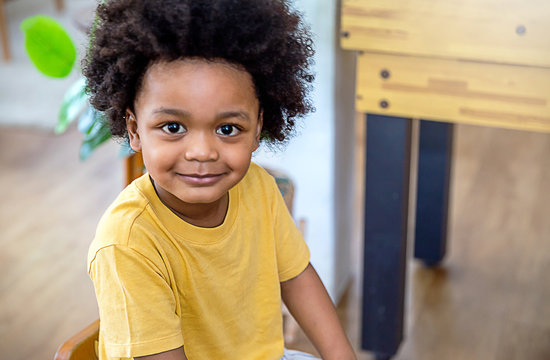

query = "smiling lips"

[177,172,225,186]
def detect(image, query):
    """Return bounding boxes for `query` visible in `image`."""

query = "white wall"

[332,0,357,299]
[254,0,357,301]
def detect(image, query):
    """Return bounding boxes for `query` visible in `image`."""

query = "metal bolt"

[380,69,390,79]
[341,31,350,38]
[379,99,389,109]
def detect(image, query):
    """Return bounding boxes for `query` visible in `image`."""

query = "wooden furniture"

[0,0,64,61]
[123,152,145,187]
[340,0,550,359]
[341,0,550,132]
[54,153,303,359]
[54,320,99,360]
[0,0,10,61]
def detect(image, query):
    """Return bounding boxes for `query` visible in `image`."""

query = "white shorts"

[280,349,320,359]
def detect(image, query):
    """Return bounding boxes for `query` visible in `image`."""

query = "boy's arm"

[135,346,187,360]
[281,263,357,360]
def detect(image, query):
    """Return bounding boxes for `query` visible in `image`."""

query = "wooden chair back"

[54,320,99,360]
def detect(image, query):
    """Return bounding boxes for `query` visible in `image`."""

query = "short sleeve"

[88,245,184,358]
[271,180,310,282]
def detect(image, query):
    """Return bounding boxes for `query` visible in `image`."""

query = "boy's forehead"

[134,58,260,114]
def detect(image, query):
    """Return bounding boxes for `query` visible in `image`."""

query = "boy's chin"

[175,191,229,206]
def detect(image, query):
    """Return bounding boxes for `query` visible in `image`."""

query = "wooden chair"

[0,0,64,61]
[54,153,304,359]
[123,151,145,187]
[54,320,99,360]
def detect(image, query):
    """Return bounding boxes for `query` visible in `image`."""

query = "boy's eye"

[161,123,185,134]
[216,124,240,136]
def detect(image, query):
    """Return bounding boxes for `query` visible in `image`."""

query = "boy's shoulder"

[88,174,157,259]
[242,162,277,191]
[245,162,293,200]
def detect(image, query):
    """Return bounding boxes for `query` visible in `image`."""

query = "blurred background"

[1,0,549,359]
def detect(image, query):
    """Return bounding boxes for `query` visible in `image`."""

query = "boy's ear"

[126,109,142,152]
[254,110,263,149]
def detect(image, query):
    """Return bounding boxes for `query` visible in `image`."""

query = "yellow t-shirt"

[88,162,310,360]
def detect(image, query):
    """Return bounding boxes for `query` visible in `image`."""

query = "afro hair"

[83,0,315,143]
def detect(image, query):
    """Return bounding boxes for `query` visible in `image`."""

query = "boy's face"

[127,59,262,219]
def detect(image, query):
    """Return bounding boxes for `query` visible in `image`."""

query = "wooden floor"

[0,126,122,360]
[1,122,550,360]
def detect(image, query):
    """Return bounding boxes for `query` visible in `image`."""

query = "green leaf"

[79,119,112,160]
[79,107,108,137]
[56,77,87,133]
[21,15,76,78]
[77,105,97,134]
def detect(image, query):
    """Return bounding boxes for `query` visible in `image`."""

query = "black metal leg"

[414,120,454,267]
[362,114,412,358]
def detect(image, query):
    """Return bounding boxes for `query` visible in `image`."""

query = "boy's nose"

[183,132,218,162]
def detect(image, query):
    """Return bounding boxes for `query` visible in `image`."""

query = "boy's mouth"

[176,172,225,186]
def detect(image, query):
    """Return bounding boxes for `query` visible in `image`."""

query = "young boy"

[85,1,356,359]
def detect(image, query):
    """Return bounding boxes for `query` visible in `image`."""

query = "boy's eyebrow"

[152,108,252,122]
[152,108,190,117]
[217,111,251,122]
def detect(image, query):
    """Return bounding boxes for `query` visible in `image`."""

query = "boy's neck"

[151,178,229,228]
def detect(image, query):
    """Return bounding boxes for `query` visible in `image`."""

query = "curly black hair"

[83,0,315,142]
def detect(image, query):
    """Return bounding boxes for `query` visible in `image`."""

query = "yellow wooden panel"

[341,0,550,68]
[356,52,550,132]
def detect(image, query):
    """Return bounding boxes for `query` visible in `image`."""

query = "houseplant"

[20,14,129,160]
